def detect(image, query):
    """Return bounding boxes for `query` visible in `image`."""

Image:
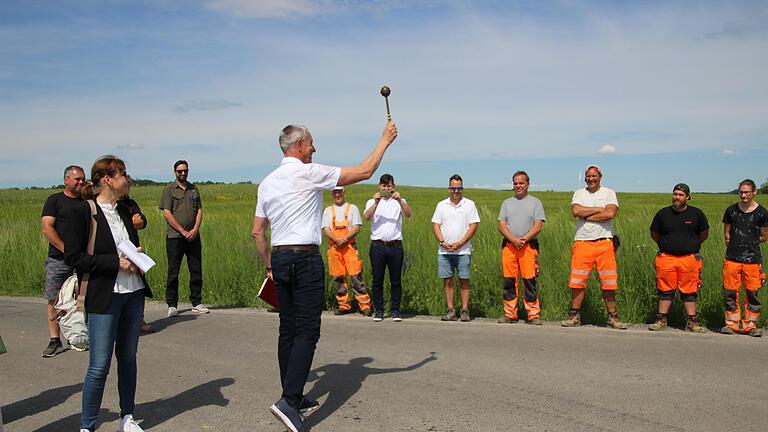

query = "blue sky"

[1,0,766,192]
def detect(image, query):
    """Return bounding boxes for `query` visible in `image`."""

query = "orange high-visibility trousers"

[568,239,617,291]
[722,259,765,332]
[655,253,702,294]
[501,243,541,320]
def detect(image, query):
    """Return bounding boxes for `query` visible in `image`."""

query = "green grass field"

[1,184,764,328]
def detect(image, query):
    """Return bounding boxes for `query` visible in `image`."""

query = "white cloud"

[598,144,617,154]
[206,0,325,18]
[722,149,736,155]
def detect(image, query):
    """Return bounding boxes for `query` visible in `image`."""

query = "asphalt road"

[1,296,767,432]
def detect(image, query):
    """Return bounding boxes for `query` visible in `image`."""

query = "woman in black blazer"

[64,155,153,432]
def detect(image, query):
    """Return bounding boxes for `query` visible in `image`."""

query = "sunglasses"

[449,187,464,192]
[176,169,188,173]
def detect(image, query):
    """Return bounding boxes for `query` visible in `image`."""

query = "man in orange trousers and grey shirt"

[562,165,627,329]
[720,179,768,336]
[322,186,372,316]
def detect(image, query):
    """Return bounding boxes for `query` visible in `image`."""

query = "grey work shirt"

[159,181,202,238]
[498,195,546,237]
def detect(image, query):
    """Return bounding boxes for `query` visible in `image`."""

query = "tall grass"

[1,184,764,327]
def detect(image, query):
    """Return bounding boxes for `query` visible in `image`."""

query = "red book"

[258,277,279,308]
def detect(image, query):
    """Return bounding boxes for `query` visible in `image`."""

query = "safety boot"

[607,312,628,330]
[561,311,581,327]
[649,315,668,331]
[684,316,705,333]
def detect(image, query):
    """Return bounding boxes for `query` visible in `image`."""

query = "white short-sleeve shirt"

[98,202,144,294]
[365,197,407,241]
[322,203,362,229]
[431,197,480,255]
[571,186,619,240]
[255,157,341,246]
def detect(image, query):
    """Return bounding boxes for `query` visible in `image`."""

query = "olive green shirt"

[159,181,202,238]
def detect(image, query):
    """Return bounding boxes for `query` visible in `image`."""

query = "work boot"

[441,309,458,321]
[745,328,763,337]
[528,317,542,326]
[649,315,668,331]
[360,308,372,317]
[334,308,352,316]
[561,310,581,327]
[607,313,628,330]
[497,315,518,324]
[684,316,705,333]
[459,309,471,322]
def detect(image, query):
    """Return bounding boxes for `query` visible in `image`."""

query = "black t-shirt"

[723,203,768,264]
[41,191,83,259]
[650,205,709,256]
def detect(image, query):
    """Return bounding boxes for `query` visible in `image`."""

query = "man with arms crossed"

[649,183,709,332]
[322,186,372,316]
[721,179,768,336]
[160,160,209,317]
[432,174,480,322]
[497,171,545,325]
[252,121,397,432]
[40,165,86,357]
[562,165,627,329]
[364,174,413,322]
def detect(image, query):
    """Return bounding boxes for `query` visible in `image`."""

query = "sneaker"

[684,317,705,333]
[192,304,210,314]
[649,316,668,331]
[297,396,320,414]
[745,328,763,337]
[720,326,737,335]
[441,309,457,321]
[561,312,581,327]
[270,398,305,432]
[334,308,352,316]
[119,414,144,432]
[459,309,471,322]
[607,315,628,330]
[140,321,156,334]
[70,341,89,352]
[528,317,542,326]
[497,316,518,324]
[167,306,178,317]
[372,310,384,322]
[360,308,372,317]
[391,310,402,322]
[42,338,62,358]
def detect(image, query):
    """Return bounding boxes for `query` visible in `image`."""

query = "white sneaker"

[192,304,210,314]
[167,306,178,317]
[81,429,90,432]
[119,414,144,432]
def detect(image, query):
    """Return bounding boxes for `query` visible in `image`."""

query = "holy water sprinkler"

[380,85,392,121]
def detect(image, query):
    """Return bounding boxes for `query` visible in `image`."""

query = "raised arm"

[337,122,398,186]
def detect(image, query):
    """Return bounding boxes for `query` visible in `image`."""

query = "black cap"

[673,183,691,199]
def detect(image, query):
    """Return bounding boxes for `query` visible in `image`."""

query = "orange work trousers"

[568,239,617,291]
[722,259,765,333]
[501,242,540,320]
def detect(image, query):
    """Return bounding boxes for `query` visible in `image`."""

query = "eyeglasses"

[176,169,188,173]
[449,187,464,192]
[738,190,754,195]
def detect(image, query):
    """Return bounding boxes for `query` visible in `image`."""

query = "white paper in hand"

[117,240,156,273]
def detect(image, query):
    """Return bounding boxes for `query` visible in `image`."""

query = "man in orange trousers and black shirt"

[649,183,709,332]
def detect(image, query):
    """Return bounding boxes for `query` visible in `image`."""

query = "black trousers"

[271,250,325,407]
[165,236,203,307]
[370,242,404,313]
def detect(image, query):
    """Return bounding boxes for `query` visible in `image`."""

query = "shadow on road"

[304,352,437,427]
[141,313,197,334]
[2,382,82,423]
[29,377,234,431]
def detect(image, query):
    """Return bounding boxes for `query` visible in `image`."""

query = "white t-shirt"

[431,197,480,255]
[322,203,362,229]
[365,197,407,241]
[98,202,144,294]
[255,157,341,246]
[571,186,619,240]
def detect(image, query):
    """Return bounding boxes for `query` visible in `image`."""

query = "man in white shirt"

[431,174,480,322]
[322,186,372,316]
[252,121,398,432]
[364,173,413,322]
[562,165,627,329]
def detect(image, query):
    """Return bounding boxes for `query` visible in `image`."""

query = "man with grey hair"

[40,165,86,357]
[253,121,398,432]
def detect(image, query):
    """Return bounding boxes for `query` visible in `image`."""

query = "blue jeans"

[370,242,404,313]
[271,250,325,407]
[81,290,144,430]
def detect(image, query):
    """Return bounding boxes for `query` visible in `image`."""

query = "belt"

[273,244,319,252]
[373,239,402,247]
[583,237,612,242]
